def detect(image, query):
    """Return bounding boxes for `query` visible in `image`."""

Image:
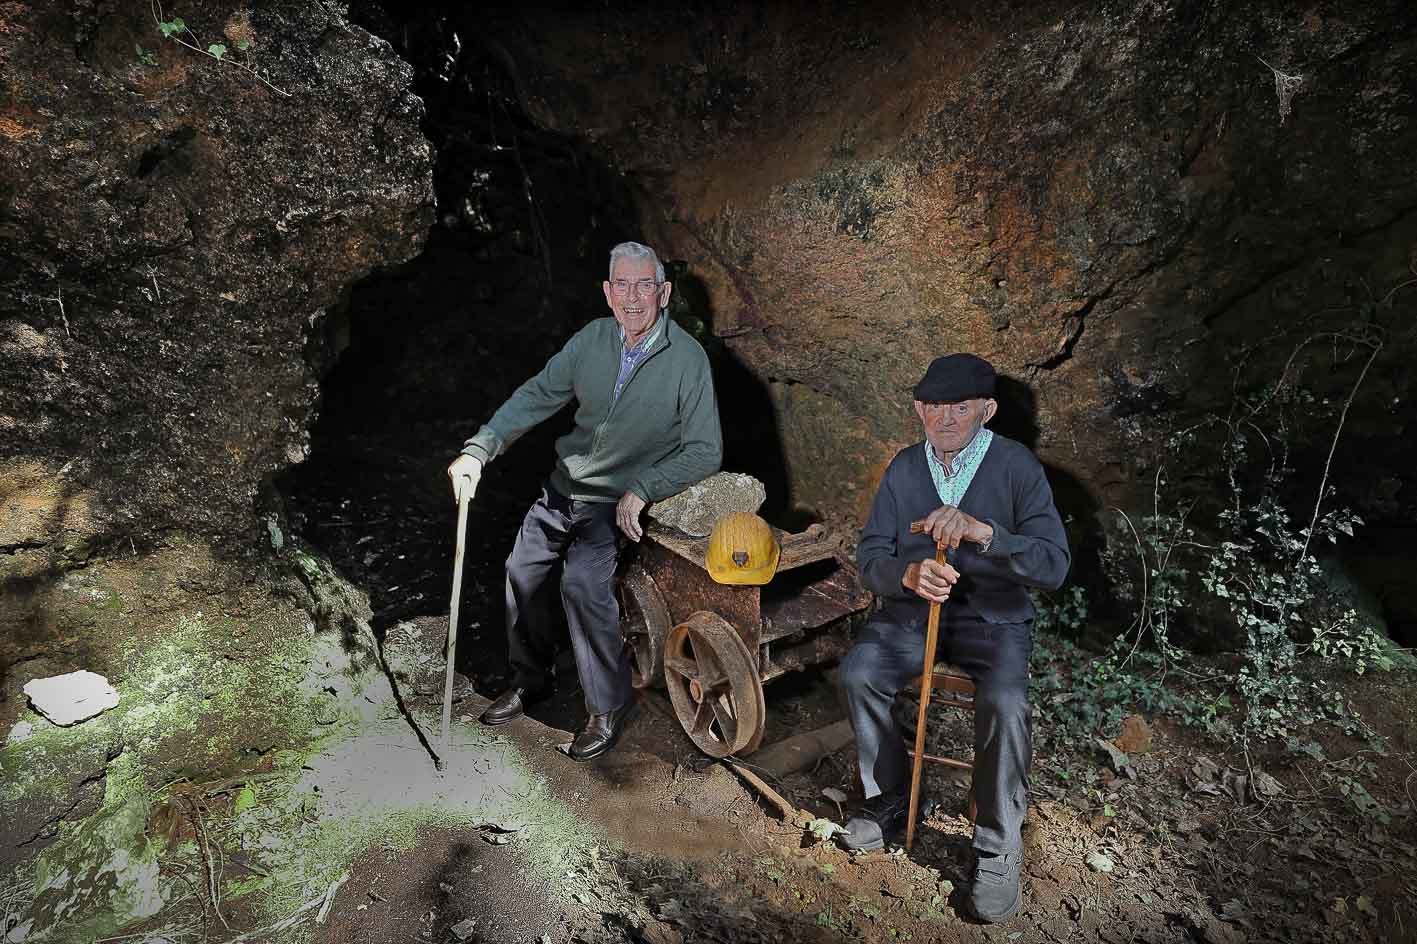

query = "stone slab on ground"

[23,670,119,726]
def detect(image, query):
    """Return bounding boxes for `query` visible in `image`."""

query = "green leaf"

[806,817,845,843]
[208,43,227,60]
[235,37,252,51]
[233,785,256,813]
[158,17,185,37]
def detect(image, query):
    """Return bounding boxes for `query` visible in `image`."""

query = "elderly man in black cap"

[837,353,1070,923]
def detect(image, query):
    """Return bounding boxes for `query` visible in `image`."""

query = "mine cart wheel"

[618,565,670,689]
[662,611,767,757]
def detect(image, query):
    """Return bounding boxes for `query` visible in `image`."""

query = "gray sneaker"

[969,850,1022,922]
[839,788,910,852]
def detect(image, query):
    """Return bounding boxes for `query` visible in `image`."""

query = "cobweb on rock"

[1258,55,1304,126]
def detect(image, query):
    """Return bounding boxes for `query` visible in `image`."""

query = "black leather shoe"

[567,697,639,761]
[480,685,552,726]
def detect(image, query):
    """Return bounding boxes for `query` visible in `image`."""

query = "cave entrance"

[276,16,637,686]
[276,14,794,699]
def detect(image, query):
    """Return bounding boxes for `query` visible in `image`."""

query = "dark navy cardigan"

[857,434,1071,628]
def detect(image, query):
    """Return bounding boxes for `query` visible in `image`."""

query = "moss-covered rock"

[28,754,164,943]
[0,717,120,854]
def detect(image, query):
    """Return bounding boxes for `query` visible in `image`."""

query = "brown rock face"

[0,1,433,544]
[478,2,1417,527]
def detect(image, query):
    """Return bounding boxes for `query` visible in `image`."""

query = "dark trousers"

[504,484,630,715]
[839,609,1032,854]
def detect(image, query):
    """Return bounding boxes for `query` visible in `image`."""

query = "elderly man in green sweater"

[447,241,722,760]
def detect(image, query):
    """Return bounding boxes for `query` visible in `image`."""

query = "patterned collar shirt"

[614,314,664,402]
[923,426,995,509]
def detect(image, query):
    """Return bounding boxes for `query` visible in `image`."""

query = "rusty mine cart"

[617,521,872,757]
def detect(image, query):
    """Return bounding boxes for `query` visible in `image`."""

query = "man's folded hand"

[903,557,959,603]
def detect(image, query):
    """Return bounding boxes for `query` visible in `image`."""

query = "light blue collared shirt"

[614,315,664,402]
[923,427,994,508]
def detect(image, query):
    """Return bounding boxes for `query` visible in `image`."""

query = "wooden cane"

[905,524,947,852]
[440,481,471,766]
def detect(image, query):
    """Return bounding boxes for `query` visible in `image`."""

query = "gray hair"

[608,241,666,283]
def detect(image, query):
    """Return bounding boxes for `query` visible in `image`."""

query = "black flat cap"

[913,353,997,402]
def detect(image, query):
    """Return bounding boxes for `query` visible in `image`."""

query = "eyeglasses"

[610,279,661,298]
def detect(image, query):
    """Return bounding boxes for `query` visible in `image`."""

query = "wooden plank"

[760,630,853,680]
[761,588,857,640]
[644,523,710,568]
[750,720,855,779]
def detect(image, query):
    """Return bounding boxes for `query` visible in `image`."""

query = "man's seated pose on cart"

[447,241,722,761]
[837,353,1070,923]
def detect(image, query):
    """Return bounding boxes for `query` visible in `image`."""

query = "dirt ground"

[4,503,1415,943]
[260,424,1417,944]
[297,614,1417,944]
[5,387,1383,944]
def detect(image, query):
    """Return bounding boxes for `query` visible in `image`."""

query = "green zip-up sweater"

[460,316,722,503]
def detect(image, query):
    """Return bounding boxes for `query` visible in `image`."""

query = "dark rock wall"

[6,0,1415,635]
[0,1,433,545]
[471,1,1417,535]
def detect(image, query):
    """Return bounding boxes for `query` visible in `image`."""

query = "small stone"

[23,670,119,726]
[1114,714,1153,754]
[1085,852,1114,873]
[6,719,35,745]
[648,472,767,537]
[1251,769,1284,799]
[1095,737,1130,775]
[450,918,478,940]
[1190,756,1220,782]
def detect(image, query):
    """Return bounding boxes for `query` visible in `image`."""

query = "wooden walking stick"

[440,479,471,767]
[905,522,947,852]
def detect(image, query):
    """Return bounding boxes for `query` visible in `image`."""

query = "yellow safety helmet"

[706,512,780,586]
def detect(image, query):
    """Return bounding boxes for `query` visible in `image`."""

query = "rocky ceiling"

[462,2,1416,532]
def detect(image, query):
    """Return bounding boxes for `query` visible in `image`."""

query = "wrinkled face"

[914,398,997,457]
[603,256,671,343]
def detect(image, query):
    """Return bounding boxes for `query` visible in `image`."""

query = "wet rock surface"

[0,716,119,854]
